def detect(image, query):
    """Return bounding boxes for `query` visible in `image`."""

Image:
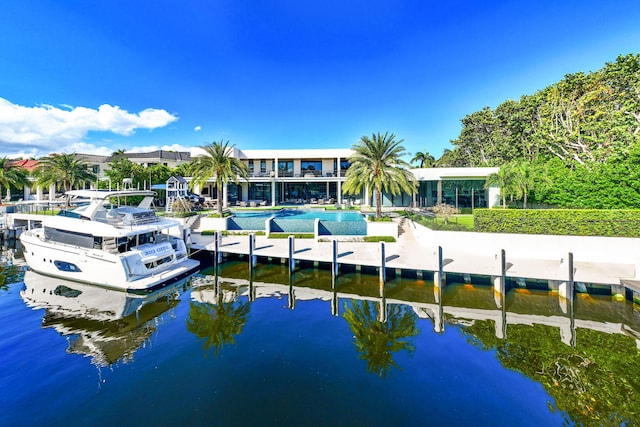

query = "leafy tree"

[34,153,96,203]
[172,162,190,178]
[342,300,419,378]
[0,157,29,202]
[410,149,436,168]
[104,156,145,189]
[188,140,249,215]
[148,163,172,186]
[435,148,466,167]
[343,132,416,219]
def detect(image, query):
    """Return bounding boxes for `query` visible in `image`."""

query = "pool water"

[230,209,366,235]
[1,257,639,426]
[234,208,365,221]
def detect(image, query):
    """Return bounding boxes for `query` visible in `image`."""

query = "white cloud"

[194,125,202,132]
[0,97,178,157]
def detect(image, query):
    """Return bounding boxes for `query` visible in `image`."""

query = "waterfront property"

[5,148,500,210]
[188,148,500,209]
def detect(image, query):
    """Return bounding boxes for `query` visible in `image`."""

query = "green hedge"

[474,208,640,237]
[363,236,396,242]
[268,233,315,239]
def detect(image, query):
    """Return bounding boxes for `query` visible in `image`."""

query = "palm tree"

[343,132,416,219]
[512,160,550,209]
[0,157,29,203]
[411,149,436,168]
[485,162,517,209]
[33,153,96,204]
[188,140,249,215]
[342,300,419,378]
[186,285,251,357]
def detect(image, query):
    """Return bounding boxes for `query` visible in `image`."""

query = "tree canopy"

[34,153,96,197]
[0,157,29,202]
[442,53,640,209]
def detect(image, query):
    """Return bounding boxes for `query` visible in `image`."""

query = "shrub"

[474,208,640,237]
[363,236,396,242]
[367,215,393,222]
[171,199,193,213]
[268,233,315,239]
[432,203,460,224]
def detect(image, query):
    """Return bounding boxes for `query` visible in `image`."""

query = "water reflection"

[342,300,419,378]
[188,275,251,357]
[20,270,191,367]
[0,241,23,292]
[202,260,640,425]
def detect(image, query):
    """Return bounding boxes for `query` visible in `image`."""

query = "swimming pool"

[229,209,366,235]
[233,209,364,221]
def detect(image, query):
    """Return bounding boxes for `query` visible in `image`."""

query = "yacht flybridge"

[20,189,200,293]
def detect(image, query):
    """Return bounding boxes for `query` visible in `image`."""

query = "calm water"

[1,251,639,426]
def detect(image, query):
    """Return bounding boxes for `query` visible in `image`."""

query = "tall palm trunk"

[216,180,223,216]
[375,186,382,219]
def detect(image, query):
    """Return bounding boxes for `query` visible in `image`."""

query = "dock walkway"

[191,218,639,286]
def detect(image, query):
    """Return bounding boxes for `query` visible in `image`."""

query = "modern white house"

[188,147,500,209]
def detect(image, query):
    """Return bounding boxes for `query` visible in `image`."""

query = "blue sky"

[1,0,639,161]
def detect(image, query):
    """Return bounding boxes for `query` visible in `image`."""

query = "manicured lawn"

[404,210,475,231]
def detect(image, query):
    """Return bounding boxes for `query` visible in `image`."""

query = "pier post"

[492,249,506,308]
[379,241,386,291]
[248,233,257,270]
[331,274,339,317]
[249,274,255,302]
[288,235,295,274]
[433,246,444,303]
[332,239,339,281]
[213,231,222,269]
[559,252,575,302]
[288,272,296,310]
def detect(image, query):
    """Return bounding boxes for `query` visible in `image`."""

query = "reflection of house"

[189,148,499,209]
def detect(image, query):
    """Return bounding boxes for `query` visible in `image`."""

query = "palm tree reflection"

[0,263,22,292]
[187,284,251,357]
[343,300,419,378]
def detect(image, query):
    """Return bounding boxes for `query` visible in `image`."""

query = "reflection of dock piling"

[191,230,640,304]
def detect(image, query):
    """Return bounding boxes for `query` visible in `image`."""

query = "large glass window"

[260,160,266,174]
[248,160,254,175]
[301,160,322,176]
[248,183,272,202]
[442,179,486,209]
[278,160,293,177]
[227,183,239,203]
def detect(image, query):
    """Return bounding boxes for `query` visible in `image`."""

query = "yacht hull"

[20,230,200,293]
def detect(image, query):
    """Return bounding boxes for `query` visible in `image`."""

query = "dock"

[190,217,640,301]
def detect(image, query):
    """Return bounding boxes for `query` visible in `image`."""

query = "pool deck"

[190,217,640,288]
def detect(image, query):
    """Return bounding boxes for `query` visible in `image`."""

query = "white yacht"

[20,189,200,293]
